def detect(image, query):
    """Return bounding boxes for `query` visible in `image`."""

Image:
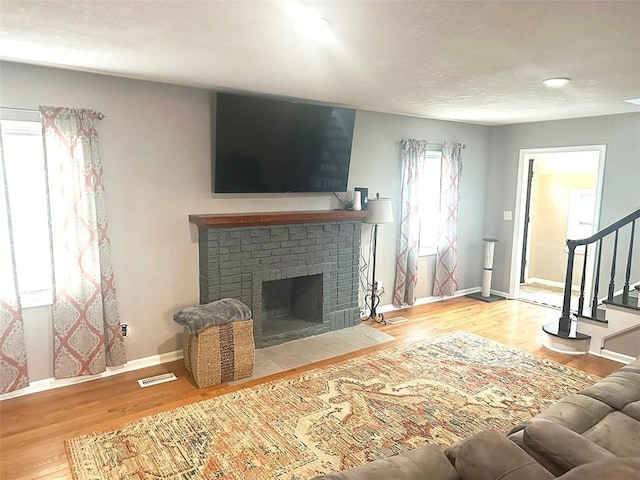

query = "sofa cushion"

[508,394,613,436]
[622,399,640,422]
[522,420,614,474]
[579,370,640,411]
[556,457,640,480]
[582,411,640,457]
[454,430,554,480]
[618,357,640,375]
[311,444,461,480]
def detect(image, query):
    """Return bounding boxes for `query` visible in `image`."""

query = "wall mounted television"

[213,92,356,193]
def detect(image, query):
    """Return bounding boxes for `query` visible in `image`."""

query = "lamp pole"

[367,222,384,323]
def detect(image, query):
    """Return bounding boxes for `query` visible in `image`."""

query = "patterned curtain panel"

[393,139,428,307]
[433,142,463,296]
[39,106,126,379]
[0,130,30,393]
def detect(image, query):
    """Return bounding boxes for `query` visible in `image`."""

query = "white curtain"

[0,129,30,393]
[40,106,126,379]
[393,139,428,307]
[433,142,463,296]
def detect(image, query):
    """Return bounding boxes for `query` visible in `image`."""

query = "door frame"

[508,145,607,299]
[520,158,535,284]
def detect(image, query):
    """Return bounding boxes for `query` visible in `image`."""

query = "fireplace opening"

[261,274,324,345]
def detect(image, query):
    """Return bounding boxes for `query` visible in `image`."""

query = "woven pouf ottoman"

[173,298,255,388]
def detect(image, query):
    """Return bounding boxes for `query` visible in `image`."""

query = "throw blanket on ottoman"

[173,298,252,334]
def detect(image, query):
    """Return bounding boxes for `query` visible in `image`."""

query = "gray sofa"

[313,357,640,479]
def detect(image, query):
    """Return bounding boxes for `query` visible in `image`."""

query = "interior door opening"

[510,146,606,309]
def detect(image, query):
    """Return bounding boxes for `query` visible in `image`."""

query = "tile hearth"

[230,323,395,386]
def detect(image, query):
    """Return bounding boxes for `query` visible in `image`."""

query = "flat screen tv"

[213,92,356,193]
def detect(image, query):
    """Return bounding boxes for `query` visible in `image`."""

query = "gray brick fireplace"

[190,211,367,348]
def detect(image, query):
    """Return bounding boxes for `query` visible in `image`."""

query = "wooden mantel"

[189,210,370,228]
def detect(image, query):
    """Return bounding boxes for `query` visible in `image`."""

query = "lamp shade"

[364,197,393,225]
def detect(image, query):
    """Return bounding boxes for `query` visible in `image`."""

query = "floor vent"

[386,316,408,324]
[137,372,177,388]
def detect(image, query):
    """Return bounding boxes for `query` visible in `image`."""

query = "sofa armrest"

[453,430,554,480]
[522,420,615,474]
[311,444,460,480]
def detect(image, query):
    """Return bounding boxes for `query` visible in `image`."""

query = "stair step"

[542,320,591,340]
[576,307,608,324]
[603,293,640,312]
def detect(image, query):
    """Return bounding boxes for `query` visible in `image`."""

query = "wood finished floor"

[0,297,623,480]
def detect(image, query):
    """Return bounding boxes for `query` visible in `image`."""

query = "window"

[418,150,442,256]
[567,189,596,240]
[1,116,53,307]
[566,188,596,255]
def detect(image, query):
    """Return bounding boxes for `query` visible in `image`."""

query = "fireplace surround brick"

[195,215,364,348]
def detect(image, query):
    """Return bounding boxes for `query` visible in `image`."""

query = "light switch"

[503,211,513,221]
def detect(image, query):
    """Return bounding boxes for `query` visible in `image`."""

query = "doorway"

[510,146,606,309]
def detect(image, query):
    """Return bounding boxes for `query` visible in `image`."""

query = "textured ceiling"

[1,1,639,125]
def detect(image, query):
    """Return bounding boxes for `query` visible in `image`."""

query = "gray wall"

[485,113,640,294]
[1,61,491,381]
[604,325,640,358]
[350,111,491,304]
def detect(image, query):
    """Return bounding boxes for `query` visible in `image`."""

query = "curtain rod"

[0,106,105,120]
[427,141,466,149]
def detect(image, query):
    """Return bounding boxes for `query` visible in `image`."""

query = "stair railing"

[558,208,640,336]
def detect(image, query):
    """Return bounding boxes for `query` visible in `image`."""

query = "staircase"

[542,208,640,362]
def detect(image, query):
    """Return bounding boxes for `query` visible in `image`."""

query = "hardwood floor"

[0,297,623,479]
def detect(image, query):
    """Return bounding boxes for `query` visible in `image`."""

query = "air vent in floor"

[137,372,177,388]
[386,316,408,324]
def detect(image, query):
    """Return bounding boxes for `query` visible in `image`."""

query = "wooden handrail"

[567,208,640,247]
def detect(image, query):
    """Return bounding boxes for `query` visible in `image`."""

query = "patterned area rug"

[66,332,599,480]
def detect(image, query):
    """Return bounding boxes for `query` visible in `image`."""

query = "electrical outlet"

[121,323,128,337]
[374,280,383,292]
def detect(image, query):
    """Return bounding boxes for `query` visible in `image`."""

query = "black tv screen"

[213,92,355,193]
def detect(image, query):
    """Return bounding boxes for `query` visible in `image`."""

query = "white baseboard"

[528,278,580,291]
[377,287,483,314]
[491,289,510,299]
[598,349,635,365]
[0,349,184,401]
[528,278,565,289]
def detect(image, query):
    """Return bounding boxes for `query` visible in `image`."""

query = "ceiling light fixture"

[624,98,640,106]
[285,4,332,41]
[301,16,332,40]
[543,78,571,88]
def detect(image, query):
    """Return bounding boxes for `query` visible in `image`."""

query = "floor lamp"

[363,193,394,324]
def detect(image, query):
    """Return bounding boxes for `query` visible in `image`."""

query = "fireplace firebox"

[261,274,323,346]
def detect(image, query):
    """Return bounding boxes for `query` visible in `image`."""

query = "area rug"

[66,332,600,480]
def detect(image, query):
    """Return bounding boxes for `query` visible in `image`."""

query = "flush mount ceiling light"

[285,4,332,41]
[299,15,332,40]
[543,77,571,88]
[624,98,640,105]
